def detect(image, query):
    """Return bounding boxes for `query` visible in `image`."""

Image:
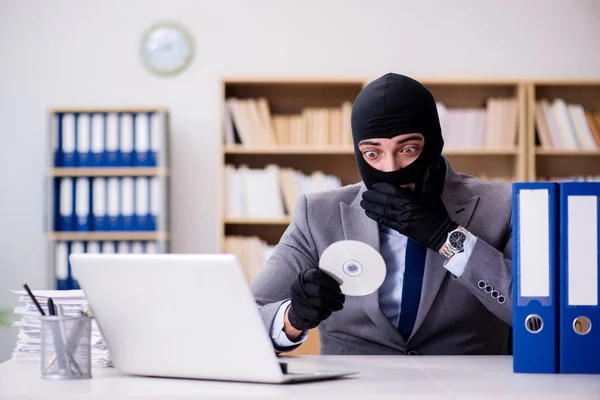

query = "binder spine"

[53,113,63,167]
[559,182,600,374]
[134,112,152,166]
[512,182,559,373]
[119,113,134,167]
[61,113,76,167]
[76,113,92,167]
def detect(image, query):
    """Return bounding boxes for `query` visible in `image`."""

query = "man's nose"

[381,156,403,172]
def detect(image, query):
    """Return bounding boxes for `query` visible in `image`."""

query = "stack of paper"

[10,289,112,368]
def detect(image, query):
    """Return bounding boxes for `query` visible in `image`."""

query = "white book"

[542,100,563,149]
[223,102,236,145]
[552,99,579,149]
[569,105,597,150]
[225,165,243,218]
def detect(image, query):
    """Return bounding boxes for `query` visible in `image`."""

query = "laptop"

[69,253,357,384]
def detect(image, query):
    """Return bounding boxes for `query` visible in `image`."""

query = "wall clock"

[141,22,194,76]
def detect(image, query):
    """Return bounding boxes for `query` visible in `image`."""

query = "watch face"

[448,231,466,250]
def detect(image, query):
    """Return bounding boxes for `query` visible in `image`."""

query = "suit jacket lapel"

[409,160,480,340]
[340,185,406,348]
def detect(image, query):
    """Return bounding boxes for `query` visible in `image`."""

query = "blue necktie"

[398,238,427,340]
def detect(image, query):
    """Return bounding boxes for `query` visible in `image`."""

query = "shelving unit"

[422,78,527,182]
[45,107,170,290]
[219,76,530,356]
[527,80,600,181]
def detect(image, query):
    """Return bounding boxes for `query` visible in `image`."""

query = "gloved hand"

[287,269,345,331]
[360,165,458,252]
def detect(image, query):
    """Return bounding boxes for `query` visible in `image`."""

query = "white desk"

[1,356,599,400]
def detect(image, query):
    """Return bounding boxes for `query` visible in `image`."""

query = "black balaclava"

[351,73,444,190]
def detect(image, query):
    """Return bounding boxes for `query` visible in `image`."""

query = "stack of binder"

[513,181,600,374]
[53,176,161,232]
[10,289,112,368]
[53,112,162,168]
[48,108,169,291]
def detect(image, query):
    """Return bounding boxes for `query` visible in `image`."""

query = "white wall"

[1,0,599,361]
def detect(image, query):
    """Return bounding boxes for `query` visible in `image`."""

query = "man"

[250,73,512,355]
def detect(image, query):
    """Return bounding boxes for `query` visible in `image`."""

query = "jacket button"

[497,295,506,304]
[407,351,417,356]
[485,284,493,293]
[478,280,486,289]
[491,290,499,298]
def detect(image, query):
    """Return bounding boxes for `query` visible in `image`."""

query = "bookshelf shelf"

[49,167,169,177]
[48,232,169,241]
[443,148,520,156]
[225,217,292,225]
[224,145,354,155]
[535,149,600,156]
[527,80,600,180]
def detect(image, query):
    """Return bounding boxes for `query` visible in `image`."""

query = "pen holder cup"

[40,315,92,380]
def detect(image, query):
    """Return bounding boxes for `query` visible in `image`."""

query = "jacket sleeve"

[249,194,319,351]
[452,224,513,326]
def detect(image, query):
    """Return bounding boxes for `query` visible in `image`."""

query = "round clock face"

[141,23,193,76]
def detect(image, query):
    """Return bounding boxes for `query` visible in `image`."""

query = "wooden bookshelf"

[219,76,532,356]
[527,80,600,181]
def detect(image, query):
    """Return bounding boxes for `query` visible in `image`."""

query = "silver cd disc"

[319,240,386,296]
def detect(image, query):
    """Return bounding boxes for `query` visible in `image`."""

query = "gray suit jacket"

[250,158,513,355]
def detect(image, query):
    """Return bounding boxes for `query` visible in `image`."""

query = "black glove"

[287,269,345,331]
[360,166,458,251]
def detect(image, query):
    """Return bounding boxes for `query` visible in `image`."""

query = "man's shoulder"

[457,173,512,207]
[303,182,364,208]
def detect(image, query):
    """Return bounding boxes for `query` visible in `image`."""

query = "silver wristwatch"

[439,226,468,260]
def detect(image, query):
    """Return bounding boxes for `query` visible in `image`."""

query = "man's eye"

[364,150,378,159]
[402,146,418,154]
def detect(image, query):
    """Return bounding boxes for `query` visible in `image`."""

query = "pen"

[47,298,56,316]
[23,284,45,316]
